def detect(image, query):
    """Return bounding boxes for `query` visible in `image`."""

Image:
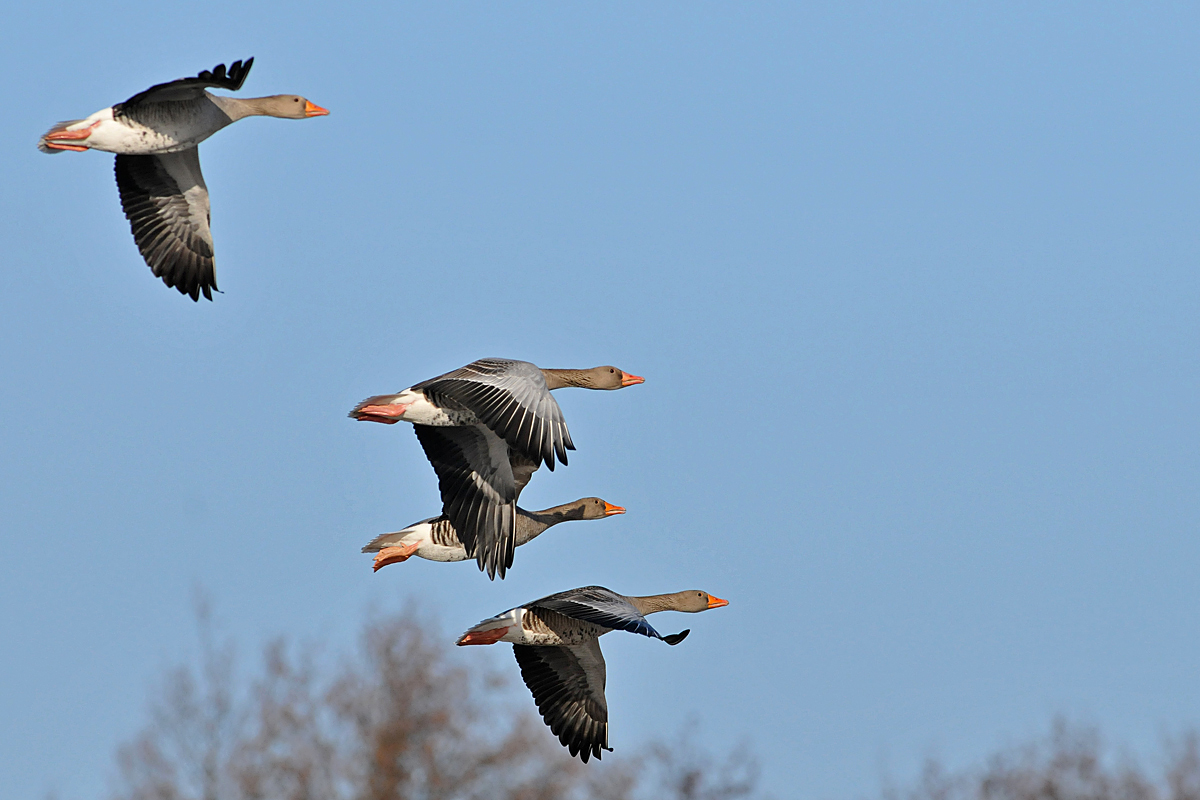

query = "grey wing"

[533,586,664,640]
[513,640,610,763]
[114,150,216,301]
[509,449,540,496]
[413,424,518,580]
[414,358,574,470]
[115,59,253,115]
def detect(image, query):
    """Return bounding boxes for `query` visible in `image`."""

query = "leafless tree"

[645,735,761,800]
[885,720,1200,800]
[109,602,762,800]
[113,594,240,800]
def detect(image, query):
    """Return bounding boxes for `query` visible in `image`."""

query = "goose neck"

[541,368,590,390]
[627,593,680,615]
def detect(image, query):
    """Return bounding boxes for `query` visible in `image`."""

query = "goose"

[38,59,328,301]
[457,585,729,762]
[349,358,644,579]
[362,497,626,571]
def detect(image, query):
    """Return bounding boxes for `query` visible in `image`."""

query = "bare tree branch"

[107,600,761,800]
[887,720,1200,800]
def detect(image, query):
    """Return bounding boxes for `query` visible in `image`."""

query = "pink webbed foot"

[457,627,510,646]
[44,120,100,150]
[373,542,420,572]
[353,403,410,424]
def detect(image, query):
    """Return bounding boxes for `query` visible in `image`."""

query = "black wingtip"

[478,550,505,580]
[231,57,254,90]
[662,629,691,646]
[174,278,214,302]
[200,58,254,92]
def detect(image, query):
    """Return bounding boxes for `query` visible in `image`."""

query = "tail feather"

[457,608,522,643]
[361,531,409,553]
[361,516,439,553]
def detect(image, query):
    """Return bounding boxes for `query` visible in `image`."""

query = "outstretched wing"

[508,449,540,496]
[114,150,216,301]
[115,59,254,115]
[414,358,574,470]
[413,424,518,579]
[514,640,611,763]
[531,586,664,640]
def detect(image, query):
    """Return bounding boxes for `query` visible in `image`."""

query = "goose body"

[42,95,236,156]
[38,59,328,301]
[361,497,625,570]
[457,586,728,762]
[350,358,643,579]
[365,516,465,564]
[357,388,477,427]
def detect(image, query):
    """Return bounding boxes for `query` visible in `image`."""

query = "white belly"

[415,540,467,562]
[369,519,467,563]
[392,390,478,426]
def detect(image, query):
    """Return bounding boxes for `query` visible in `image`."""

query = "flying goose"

[350,358,644,579]
[362,497,626,571]
[38,59,328,301]
[457,585,728,762]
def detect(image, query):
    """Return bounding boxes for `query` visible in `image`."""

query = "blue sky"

[2,3,1199,799]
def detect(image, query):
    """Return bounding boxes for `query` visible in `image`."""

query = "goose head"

[674,590,729,612]
[580,497,627,519]
[585,366,645,389]
[251,94,330,119]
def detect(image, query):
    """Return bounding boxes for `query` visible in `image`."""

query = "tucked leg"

[354,403,410,423]
[44,120,101,149]
[457,627,510,646]
[373,542,420,571]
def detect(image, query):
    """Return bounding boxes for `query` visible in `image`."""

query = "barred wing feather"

[531,586,663,640]
[413,424,519,579]
[414,358,573,469]
[514,640,611,763]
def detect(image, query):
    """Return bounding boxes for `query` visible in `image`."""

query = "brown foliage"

[109,602,761,800]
